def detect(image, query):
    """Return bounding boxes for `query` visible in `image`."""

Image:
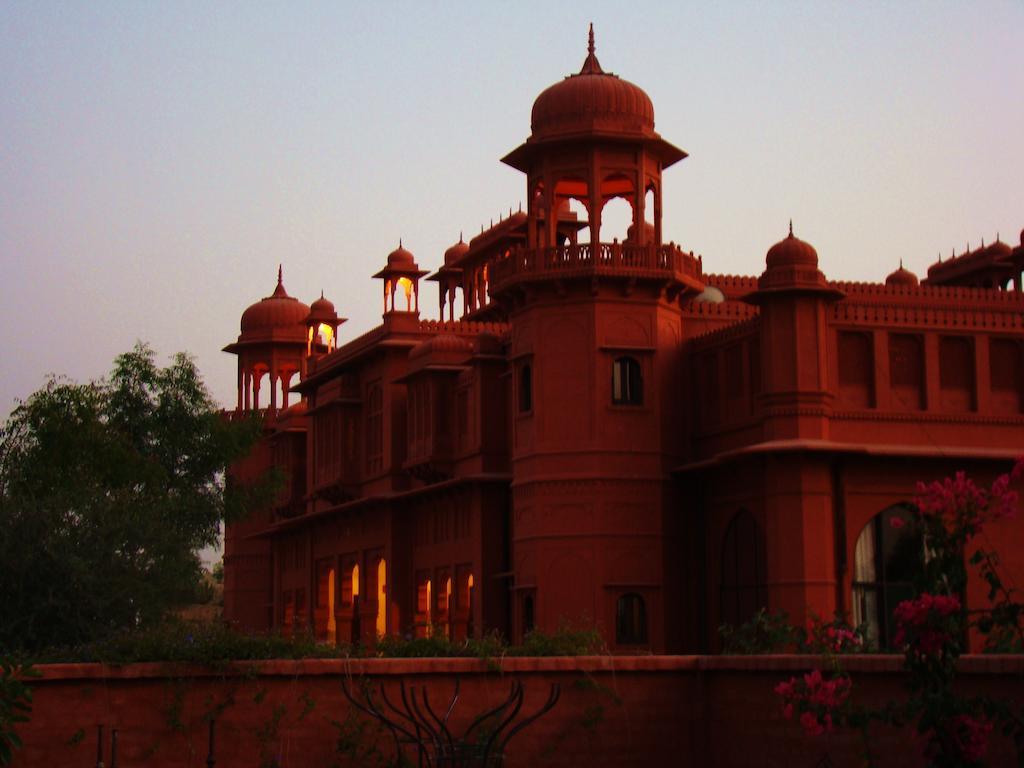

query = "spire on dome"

[788,219,794,237]
[271,264,289,298]
[579,23,604,75]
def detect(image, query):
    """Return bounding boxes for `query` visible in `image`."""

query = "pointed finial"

[788,219,793,237]
[518,201,522,213]
[996,232,1000,242]
[271,264,288,297]
[981,237,985,247]
[320,290,325,299]
[899,258,904,269]
[399,237,403,249]
[579,23,603,74]
[938,251,942,262]
[459,230,464,243]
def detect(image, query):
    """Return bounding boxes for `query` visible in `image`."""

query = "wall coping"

[28,654,1024,682]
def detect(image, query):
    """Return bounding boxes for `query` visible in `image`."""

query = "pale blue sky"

[2,1,1022,415]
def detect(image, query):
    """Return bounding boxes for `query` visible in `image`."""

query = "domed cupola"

[530,25,655,141]
[373,240,428,315]
[427,235,470,323]
[444,235,470,266]
[885,260,919,287]
[501,26,686,175]
[239,266,310,342]
[224,266,311,413]
[745,223,843,302]
[765,223,819,270]
[304,291,346,357]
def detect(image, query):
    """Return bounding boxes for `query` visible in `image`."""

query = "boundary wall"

[12,656,1024,767]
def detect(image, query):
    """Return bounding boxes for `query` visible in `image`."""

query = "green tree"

[0,343,267,652]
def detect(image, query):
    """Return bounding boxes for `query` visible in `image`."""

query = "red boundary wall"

[12,655,1024,767]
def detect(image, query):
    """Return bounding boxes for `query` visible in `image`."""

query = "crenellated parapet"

[417,318,511,338]
[830,282,1024,331]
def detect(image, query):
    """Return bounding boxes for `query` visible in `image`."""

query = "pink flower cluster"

[949,714,992,762]
[892,593,961,655]
[774,669,851,736]
[915,457,1024,534]
[821,625,862,653]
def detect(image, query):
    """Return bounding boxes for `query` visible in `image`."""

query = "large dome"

[239,268,309,341]
[530,27,655,141]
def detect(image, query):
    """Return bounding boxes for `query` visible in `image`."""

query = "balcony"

[489,242,704,295]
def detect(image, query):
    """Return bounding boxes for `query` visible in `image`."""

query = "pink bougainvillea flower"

[800,711,825,737]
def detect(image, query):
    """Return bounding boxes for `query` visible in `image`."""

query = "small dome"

[444,236,469,266]
[693,286,725,304]
[885,262,919,287]
[306,292,337,323]
[530,27,655,141]
[387,242,416,268]
[239,268,310,340]
[765,225,818,269]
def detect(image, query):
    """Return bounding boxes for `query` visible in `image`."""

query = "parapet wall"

[12,656,1023,767]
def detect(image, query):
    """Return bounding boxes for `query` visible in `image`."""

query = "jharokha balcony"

[489,241,705,298]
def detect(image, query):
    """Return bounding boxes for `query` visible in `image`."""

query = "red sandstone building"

[222,31,1024,653]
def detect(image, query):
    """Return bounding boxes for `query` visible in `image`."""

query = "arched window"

[375,559,387,637]
[519,364,533,412]
[350,563,361,643]
[720,510,767,628]
[327,569,337,643]
[612,357,643,405]
[852,505,920,649]
[616,593,648,645]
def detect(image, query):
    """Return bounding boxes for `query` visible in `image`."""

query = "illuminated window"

[612,357,642,405]
[616,593,647,645]
[416,574,433,638]
[519,364,532,412]
[852,505,921,649]
[375,559,387,637]
[441,576,453,638]
[397,277,413,310]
